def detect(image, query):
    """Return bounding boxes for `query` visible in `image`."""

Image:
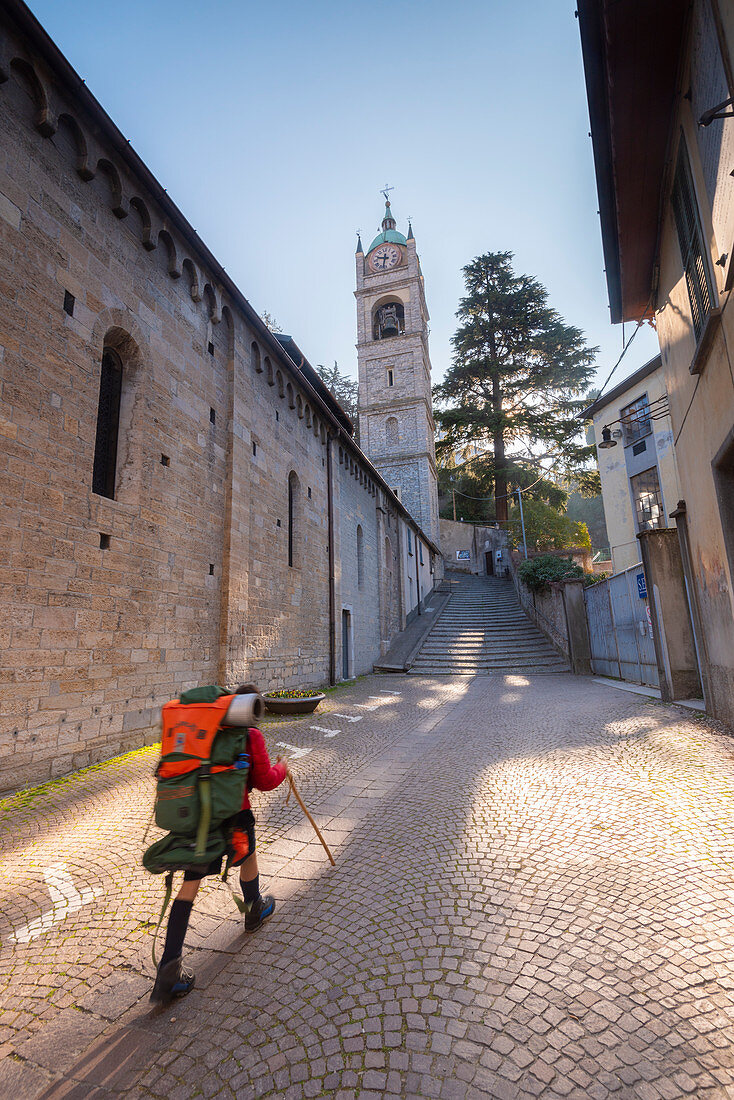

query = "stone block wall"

[0,14,440,791]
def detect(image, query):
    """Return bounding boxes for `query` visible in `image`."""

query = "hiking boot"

[245,893,275,933]
[150,957,195,1004]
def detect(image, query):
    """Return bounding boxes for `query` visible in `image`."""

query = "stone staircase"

[409,571,569,675]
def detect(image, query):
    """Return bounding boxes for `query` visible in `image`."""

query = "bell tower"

[355,196,439,545]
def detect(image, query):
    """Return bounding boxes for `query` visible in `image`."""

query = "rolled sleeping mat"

[224,692,264,727]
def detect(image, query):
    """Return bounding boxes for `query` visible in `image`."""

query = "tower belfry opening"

[354,195,439,545]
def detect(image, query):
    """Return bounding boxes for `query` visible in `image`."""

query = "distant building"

[584,356,681,574]
[579,0,734,724]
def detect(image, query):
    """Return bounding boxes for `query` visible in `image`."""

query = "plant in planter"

[262,688,326,715]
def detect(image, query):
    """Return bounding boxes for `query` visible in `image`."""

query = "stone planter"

[262,692,325,716]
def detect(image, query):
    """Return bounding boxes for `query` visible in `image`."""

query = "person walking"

[150,684,289,1004]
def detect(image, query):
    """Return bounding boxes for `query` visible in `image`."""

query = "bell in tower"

[374,302,405,340]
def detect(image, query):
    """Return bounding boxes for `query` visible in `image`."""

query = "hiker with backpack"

[144,683,289,1005]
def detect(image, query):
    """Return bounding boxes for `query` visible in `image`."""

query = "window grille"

[92,350,123,498]
[620,395,651,446]
[631,467,665,532]
[671,139,714,340]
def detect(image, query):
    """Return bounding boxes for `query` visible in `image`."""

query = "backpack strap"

[194,763,212,859]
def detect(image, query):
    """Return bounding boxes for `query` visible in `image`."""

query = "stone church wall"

[0,9,439,792]
[334,452,381,677]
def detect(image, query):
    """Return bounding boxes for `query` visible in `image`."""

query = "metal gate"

[584,563,659,687]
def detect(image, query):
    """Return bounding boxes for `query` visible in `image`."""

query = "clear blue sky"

[27,0,659,388]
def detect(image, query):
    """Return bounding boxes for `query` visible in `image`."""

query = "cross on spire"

[380,184,394,202]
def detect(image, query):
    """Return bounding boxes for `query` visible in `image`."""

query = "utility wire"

[594,297,653,401]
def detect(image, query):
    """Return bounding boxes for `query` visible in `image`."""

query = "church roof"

[367,199,408,253]
[367,227,408,252]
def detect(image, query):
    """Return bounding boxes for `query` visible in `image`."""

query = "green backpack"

[142,686,250,876]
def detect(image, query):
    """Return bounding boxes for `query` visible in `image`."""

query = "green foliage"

[583,571,610,587]
[565,491,609,551]
[517,554,584,593]
[434,252,598,522]
[260,310,283,333]
[316,360,359,427]
[508,498,591,552]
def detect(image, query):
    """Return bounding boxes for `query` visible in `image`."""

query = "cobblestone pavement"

[2,673,734,1098]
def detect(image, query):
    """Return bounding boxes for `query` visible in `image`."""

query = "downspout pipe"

[326,436,336,685]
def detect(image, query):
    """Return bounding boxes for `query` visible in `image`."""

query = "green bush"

[517,554,584,593]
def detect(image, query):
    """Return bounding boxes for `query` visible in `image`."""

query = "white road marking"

[354,703,379,710]
[276,741,313,760]
[310,726,340,737]
[10,863,103,944]
[368,695,388,701]
[378,690,401,696]
[332,713,363,723]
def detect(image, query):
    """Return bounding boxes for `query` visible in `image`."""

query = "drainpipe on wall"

[326,435,336,685]
[416,540,421,615]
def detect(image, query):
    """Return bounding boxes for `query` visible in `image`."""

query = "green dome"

[367,227,408,253]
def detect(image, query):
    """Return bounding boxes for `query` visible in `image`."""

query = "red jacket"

[243,727,287,809]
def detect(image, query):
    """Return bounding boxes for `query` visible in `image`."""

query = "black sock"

[241,874,259,905]
[160,899,193,966]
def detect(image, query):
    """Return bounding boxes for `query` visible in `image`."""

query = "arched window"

[373,301,405,340]
[386,417,399,446]
[357,525,364,589]
[92,349,123,498]
[288,471,300,567]
[251,341,262,372]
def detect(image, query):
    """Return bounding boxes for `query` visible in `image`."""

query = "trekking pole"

[285,773,335,866]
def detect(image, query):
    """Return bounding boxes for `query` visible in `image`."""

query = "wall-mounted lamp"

[598,425,617,449]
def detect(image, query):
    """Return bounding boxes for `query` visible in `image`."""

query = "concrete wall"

[0,16,438,791]
[650,9,734,727]
[438,520,508,574]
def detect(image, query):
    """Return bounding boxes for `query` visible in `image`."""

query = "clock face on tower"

[369,244,401,272]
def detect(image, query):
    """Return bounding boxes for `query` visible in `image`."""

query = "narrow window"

[209,563,215,575]
[161,454,170,466]
[252,441,257,457]
[620,395,651,446]
[288,471,300,568]
[357,524,364,589]
[63,290,75,316]
[419,542,424,565]
[92,349,123,499]
[209,407,216,425]
[671,138,715,340]
[208,341,215,356]
[631,467,665,532]
[408,528,413,554]
[387,369,394,387]
[99,532,110,550]
[252,341,262,373]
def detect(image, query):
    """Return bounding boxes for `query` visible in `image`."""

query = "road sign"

[636,571,647,598]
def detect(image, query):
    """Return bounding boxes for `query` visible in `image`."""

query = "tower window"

[387,369,394,387]
[209,407,216,425]
[208,341,215,356]
[373,301,405,340]
[63,290,75,316]
[92,349,123,499]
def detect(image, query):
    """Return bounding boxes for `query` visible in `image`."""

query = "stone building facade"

[355,203,440,546]
[0,1,441,792]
